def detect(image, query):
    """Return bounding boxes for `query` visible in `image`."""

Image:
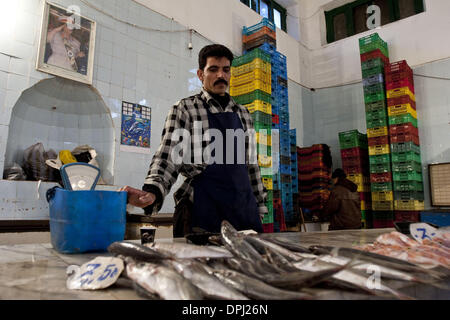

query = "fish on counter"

[147,241,233,259]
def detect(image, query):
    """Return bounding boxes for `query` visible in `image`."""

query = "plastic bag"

[22,142,60,182]
[3,162,27,180]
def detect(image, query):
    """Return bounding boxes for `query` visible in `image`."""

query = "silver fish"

[220,220,284,273]
[125,261,203,300]
[107,241,170,262]
[148,242,233,259]
[164,259,249,300]
[245,236,304,262]
[202,263,314,300]
[293,258,415,300]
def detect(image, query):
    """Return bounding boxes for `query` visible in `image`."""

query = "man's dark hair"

[198,44,234,70]
[332,168,347,179]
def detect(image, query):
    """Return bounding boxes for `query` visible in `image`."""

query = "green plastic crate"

[364,91,386,104]
[392,161,422,173]
[252,111,272,126]
[393,170,423,182]
[366,117,389,129]
[257,144,272,156]
[388,114,418,127]
[369,154,391,165]
[390,142,420,153]
[232,48,271,66]
[371,182,393,192]
[391,151,421,163]
[365,100,386,112]
[372,211,394,220]
[362,65,384,78]
[262,211,274,224]
[359,33,389,57]
[393,180,423,192]
[338,130,367,149]
[259,166,273,176]
[233,89,272,105]
[370,162,391,174]
[266,190,273,203]
[366,108,388,121]
[393,191,424,201]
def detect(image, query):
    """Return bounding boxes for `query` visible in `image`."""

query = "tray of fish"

[95,221,450,300]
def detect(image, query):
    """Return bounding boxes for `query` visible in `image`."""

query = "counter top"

[0,228,448,300]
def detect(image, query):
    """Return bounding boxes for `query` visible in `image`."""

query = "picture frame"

[429,162,450,207]
[36,1,96,85]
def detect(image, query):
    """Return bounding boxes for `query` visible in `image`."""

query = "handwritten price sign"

[410,223,439,244]
[66,257,124,290]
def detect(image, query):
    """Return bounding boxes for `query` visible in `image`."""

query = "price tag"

[66,256,124,290]
[410,223,439,244]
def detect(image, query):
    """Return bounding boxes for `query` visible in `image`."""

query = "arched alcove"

[4,77,114,184]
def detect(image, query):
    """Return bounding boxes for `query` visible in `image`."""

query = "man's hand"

[118,186,156,208]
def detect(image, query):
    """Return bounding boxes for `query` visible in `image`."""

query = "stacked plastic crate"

[297,145,332,222]
[385,60,424,222]
[338,130,371,228]
[241,18,292,231]
[359,33,395,228]
[230,47,273,233]
[232,19,276,233]
[289,129,299,227]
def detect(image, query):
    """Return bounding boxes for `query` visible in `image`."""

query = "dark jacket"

[321,177,361,230]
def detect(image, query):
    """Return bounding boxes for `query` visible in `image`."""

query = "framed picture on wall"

[36,2,96,84]
[120,101,152,154]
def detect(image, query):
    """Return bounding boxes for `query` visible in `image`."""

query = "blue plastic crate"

[280,163,290,174]
[363,73,384,87]
[259,42,277,55]
[420,211,450,227]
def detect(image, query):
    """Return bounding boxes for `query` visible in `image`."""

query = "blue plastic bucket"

[46,188,127,254]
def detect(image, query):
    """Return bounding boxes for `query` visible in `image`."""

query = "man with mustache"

[120,44,267,237]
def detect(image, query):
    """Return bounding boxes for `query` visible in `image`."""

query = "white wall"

[298,0,450,88]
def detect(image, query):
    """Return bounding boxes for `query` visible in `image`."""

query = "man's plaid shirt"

[144,88,268,216]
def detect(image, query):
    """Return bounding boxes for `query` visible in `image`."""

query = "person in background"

[120,44,267,237]
[320,168,361,230]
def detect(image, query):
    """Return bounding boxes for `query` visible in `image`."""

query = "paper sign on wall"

[120,101,151,154]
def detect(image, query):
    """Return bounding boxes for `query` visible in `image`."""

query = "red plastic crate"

[262,223,274,233]
[342,155,369,167]
[343,163,369,175]
[386,77,415,93]
[385,60,412,75]
[370,172,392,183]
[387,95,416,109]
[360,192,372,202]
[368,135,389,146]
[360,49,389,65]
[340,147,366,158]
[389,123,418,136]
[390,133,420,145]
[394,211,420,222]
[273,197,282,207]
[372,219,394,228]
[272,114,279,124]
[385,70,413,83]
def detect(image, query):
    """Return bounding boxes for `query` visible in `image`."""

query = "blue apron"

[191,105,263,233]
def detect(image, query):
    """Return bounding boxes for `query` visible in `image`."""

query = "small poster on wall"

[120,101,152,154]
[36,2,96,84]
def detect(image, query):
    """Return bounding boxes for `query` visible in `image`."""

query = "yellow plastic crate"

[262,177,273,190]
[256,132,272,146]
[347,173,370,186]
[244,100,272,115]
[372,200,394,211]
[360,200,370,210]
[358,184,371,192]
[369,144,390,155]
[371,191,394,201]
[394,200,424,211]
[230,80,271,96]
[258,154,272,167]
[230,68,271,87]
[231,58,271,77]
[367,126,388,138]
[388,104,417,119]
[387,87,415,101]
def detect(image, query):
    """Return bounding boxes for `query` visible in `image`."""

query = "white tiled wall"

[0,0,211,219]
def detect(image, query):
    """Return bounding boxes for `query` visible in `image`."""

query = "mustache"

[214,79,228,86]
